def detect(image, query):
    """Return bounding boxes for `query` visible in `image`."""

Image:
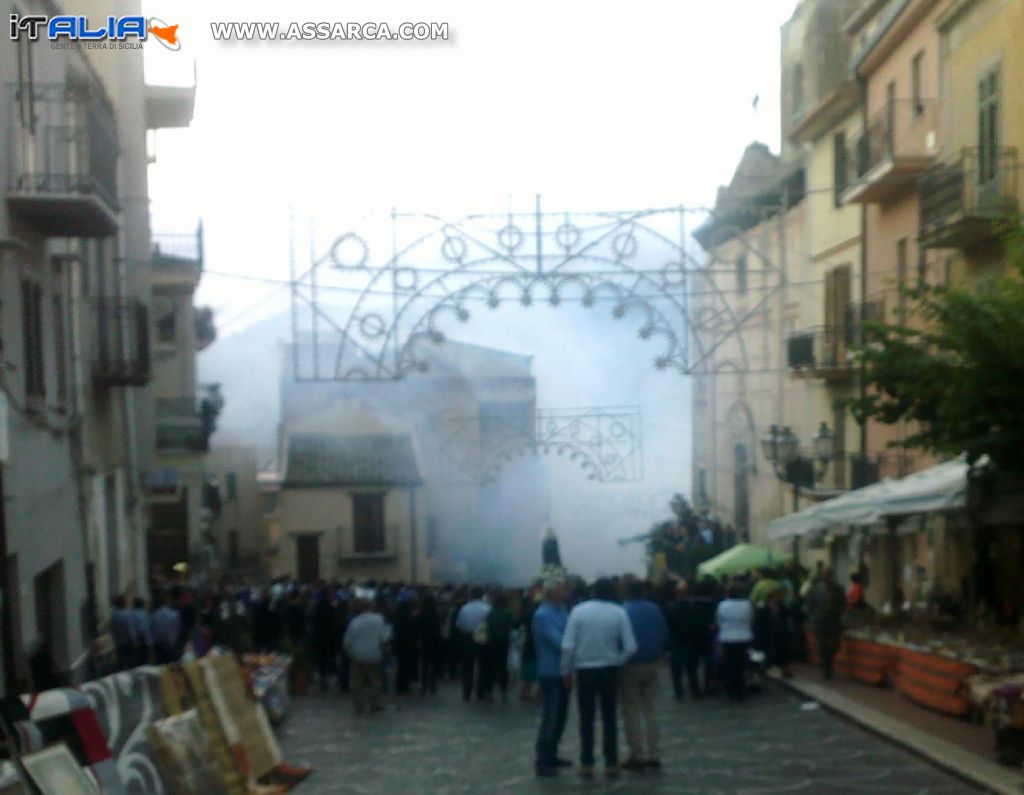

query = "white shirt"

[343,612,393,663]
[716,598,754,643]
[560,599,638,676]
[455,600,491,633]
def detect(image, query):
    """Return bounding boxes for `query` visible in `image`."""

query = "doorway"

[295,534,320,583]
[733,444,750,541]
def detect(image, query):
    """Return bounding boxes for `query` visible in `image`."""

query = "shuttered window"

[353,493,386,554]
[21,279,45,400]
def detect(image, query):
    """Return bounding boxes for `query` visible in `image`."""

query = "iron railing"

[787,301,886,374]
[847,98,940,183]
[7,82,118,212]
[820,451,917,493]
[156,385,223,453]
[93,299,151,387]
[152,222,204,269]
[787,326,849,371]
[919,147,1019,242]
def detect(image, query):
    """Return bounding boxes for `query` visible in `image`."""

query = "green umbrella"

[696,543,791,580]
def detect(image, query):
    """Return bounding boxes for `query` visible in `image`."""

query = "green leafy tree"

[846,225,1024,471]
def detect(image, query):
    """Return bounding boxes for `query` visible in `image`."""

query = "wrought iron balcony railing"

[6,82,119,237]
[152,221,204,270]
[787,326,852,374]
[919,147,1020,249]
[93,299,151,387]
[816,451,917,494]
[156,384,223,454]
[842,98,940,204]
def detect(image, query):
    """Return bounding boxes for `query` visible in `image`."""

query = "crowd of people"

[107,559,862,779]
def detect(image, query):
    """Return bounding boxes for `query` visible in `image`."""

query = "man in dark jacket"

[805,567,845,680]
[666,579,716,700]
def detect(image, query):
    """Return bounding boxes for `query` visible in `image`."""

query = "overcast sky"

[144,0,799,331]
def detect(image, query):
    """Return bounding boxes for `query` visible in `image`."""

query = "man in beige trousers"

[620,580,670,771]
[343,597,393,714]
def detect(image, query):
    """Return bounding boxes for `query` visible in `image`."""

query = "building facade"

[694,0,1022,609]
[0,0,206,691]
[275,425,426,584]
[205,445,264,577]
[275,339,549,584]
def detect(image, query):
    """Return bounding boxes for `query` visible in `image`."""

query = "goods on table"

[243,654,292,724]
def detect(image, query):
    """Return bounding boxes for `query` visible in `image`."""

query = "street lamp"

[761,422,835,561]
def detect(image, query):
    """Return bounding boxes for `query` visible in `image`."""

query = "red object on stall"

[834,638,897,686]
[892,647,977,717]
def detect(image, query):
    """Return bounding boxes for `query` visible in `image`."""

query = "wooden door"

[296,535,320,583]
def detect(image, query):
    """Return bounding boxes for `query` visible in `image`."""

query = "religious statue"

[541,526,562,568]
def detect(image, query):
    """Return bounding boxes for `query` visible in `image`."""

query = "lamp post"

[760,422,835,561]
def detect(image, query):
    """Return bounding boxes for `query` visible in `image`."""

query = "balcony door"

[978,64,1001,207]
[824,265,851,366]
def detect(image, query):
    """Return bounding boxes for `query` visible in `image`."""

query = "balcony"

[919,148,1020,249]
[145,83,195,130]
[787,326,855,381]
[195,307,217,352]
[152,222,204,271]
[93,299,151,387]
[841,99,941,204]
[812,451,916,497]
[6,82,118,237]
[156,384,223,454]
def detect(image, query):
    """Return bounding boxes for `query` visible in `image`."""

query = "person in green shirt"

[482,591,516,702]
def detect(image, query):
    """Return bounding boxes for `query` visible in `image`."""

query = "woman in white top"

[715,583,753,702]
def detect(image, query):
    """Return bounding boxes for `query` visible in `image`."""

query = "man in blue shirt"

[621,579,670,771]
[531,577,570,777]
[151,591,183,664]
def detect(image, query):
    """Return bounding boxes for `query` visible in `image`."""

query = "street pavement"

[277,676,979,794]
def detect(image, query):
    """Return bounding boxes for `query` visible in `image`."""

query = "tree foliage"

[845,225,1024,471]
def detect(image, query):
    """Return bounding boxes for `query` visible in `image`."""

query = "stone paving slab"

[278,678,980,794]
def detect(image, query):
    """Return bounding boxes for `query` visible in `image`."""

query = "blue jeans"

[535,677,569,767]
[576,667,619,767]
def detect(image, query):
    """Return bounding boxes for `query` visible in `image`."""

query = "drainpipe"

[857,77,869,459]
[409,486,419,583]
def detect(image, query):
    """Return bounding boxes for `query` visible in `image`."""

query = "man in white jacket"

[561,578,638,778]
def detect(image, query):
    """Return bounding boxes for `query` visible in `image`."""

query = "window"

[917,249,928,288]
[226,473,237,501]
[20,279,44,400]
[15,7,35,132]
[736,254,747,295]
[978,64,1001,188]
[792,62,805,120]
[53,292,68,406]
[885,81,896,153]
[52,258,69,406]
[911,51,924,117]
[897,238,908,320]
[833,132,848,206]
[352,493,386,554]
[155,297,177,344]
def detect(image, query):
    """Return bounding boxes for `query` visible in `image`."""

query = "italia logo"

[9,14,181,50]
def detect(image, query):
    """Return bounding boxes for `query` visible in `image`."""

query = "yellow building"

[922,0,1023,284]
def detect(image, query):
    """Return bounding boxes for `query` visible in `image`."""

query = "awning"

[872,457,971,516]
[697,544,791,579]
[766,455,976,541]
